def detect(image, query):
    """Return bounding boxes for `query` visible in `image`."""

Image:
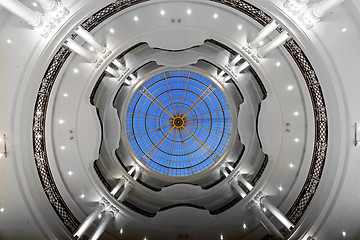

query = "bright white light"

[134,16,139,21]
[98,213,102,219]
[278,186,283,191]
[0,208,4,212]
[120,228,124,234]
[263,207,267,212]
[238,24,243,30]
[89,46,95,52]
[186,9,192,15]
[213,13,218,19]
[342,231,347,237]
[294,138,300,142]
[63,93,68,97]
[58,119,64,124]
[160,9,165,16]
[32,2,38,7]
[342,28,347,32]
[220,234,224,240]
[6,39,12,44]
[60,146,66,150]
[73,68,79,74]
[289,163,294,168]
[109,28,115,34]
[276,62,281,67]
[80,194,85,199]
[144,237,147,240]
[68,170,73,176]
[259,41,264,46]
[294,111,299,116]
[287,85,294,91]
[243,223,247,229]
[0,153,5,158]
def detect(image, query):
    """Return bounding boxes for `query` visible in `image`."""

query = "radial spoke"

[185,123,229,135]
[185,109,230,121]
[142,126,175,162]
[179,129,193,173]
[140,86,174,119]
[168,128,178,174]
[128,112,171,121]
[179,72,190,117]
[129,123,172,138]
[183,126,220,161]
[182,84,215,118]
[164,73,177,117]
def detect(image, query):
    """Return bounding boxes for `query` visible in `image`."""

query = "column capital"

[254,191,266,202]
[233,171,241,179]
[228,177,238,185]
[100,197,110,206]
[247,199,261,209]
[120,175,128,182]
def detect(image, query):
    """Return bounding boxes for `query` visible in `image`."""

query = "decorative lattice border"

[32,0,328,234]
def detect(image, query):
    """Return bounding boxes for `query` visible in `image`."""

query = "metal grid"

[126,70,232,177]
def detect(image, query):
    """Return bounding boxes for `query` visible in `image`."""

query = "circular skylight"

[126,70,232,177]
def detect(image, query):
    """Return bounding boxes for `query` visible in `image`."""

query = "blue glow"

[126,70,232,177]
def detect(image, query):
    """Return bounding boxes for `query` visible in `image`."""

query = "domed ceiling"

[1,0,360,240]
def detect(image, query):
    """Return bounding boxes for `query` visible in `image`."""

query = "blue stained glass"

[126,70,232,177]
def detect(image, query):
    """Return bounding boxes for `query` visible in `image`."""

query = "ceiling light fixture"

[294,138,300,142]
[186,9,192,15]
[294,111,299,116]
[220,234,224,240]
[289,163,294,168]
[134,16,139,21]
[109,28,115,34]
[120,228,124,234]
[63,93,68,97]
[60,146,66,150]
[243,223,247,229]
[80,194,85,199]
[73,68,79,74]
[342,231,347,237]
[238,24,242,30]
[6,39,12,44]
[32,2,38,7]
[160,9,165,16]
[58,119,64,124]
[213,13,218,19]
[0,208,4,212]
[287,85,294,91]
[342,28,347,32]
[279,186,283,191]
[68,170,73,176]
[276,62,281,67]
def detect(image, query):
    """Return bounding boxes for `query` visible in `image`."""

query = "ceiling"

[1,0,360,240]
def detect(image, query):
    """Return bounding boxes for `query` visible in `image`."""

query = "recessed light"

[63,93,68,97]
[287,85,294,91]
[259,41,264,46]
[109,28,115,34]
[6,39,12,44]
[294,111,299,116]
[160,9,165,16]
[186,9,192,15]
[220,234,224,240]
[278,186,283,191]
[134,16,139,21]
[80,194,85,199]
[243,223,247,229]
[238,24,243,30]
[263,207,267,212]
[342,231,346,237]
[294,138,300,142]
[73,68,79,74]
[276,62,281,67]
[32,2,38,7]
[98,213,102,219]
[341,28,347,32]
[144,237,147,240]
[68,170,73,176]
[0,208,4,212]
[120,228,124,234]
[89,46,94,52]
[58,119,64,124]
[213,13,218,19]
[289,163,294,168]
[60,146,66,150]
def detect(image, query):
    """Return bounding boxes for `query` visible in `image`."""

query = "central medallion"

[173,116,185,128]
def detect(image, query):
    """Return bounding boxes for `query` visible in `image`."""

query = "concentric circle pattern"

[126,70,232,177]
